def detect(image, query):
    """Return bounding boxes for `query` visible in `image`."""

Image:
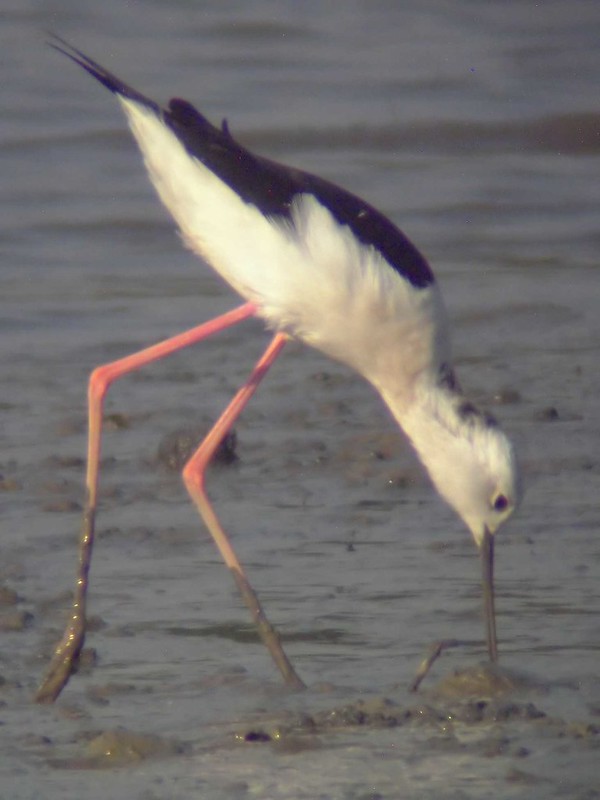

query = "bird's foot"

[34,617,86,704]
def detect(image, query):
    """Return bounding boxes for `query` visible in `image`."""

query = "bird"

[35,37,521,703]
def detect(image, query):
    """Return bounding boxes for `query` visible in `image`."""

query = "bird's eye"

[492,494,509,512]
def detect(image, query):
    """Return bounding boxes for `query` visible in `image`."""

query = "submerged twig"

[410,639,466,692]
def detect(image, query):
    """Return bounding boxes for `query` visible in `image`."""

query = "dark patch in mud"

[51,729,190,769]
[156,426,238,471]
[230,667,599,761]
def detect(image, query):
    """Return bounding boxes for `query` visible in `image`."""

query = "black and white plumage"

[43,39,522,693]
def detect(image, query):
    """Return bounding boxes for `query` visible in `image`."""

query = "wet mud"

[2,4,599,798]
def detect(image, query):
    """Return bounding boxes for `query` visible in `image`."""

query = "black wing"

[51,37,435,289]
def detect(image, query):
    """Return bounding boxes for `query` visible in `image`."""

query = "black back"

[51,37,435,289]
[166,99,434,289]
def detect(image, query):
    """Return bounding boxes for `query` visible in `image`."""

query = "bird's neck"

[388,379,448,444]
[379,372,479,491]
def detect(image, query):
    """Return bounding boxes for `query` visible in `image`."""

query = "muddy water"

[1,2,599,798]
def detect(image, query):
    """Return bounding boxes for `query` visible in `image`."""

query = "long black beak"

[480,527,498,661]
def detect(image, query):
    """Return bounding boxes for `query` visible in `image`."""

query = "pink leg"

[35,302,257,703]
[182,331,305,689]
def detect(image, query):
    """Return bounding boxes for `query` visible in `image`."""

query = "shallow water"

[1,2,599,798]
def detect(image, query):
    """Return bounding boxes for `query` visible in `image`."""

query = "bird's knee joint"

[89,364,112,398]
[182,461,205,494]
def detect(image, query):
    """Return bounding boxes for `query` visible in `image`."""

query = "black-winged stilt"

[36,38,521,703]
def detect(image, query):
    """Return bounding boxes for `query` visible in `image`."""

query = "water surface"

[1,2,599,798]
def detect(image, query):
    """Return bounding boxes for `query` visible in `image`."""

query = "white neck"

[378,375,494,539]
[384,377,469,474]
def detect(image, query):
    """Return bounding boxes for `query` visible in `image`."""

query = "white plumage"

[123,99,443,380]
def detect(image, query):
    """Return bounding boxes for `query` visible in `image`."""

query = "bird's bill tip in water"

[480,526,498,662]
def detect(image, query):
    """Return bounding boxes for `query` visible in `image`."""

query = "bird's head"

[403,389,521,547]
[431,417,521,547]
[423,415,522,547]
